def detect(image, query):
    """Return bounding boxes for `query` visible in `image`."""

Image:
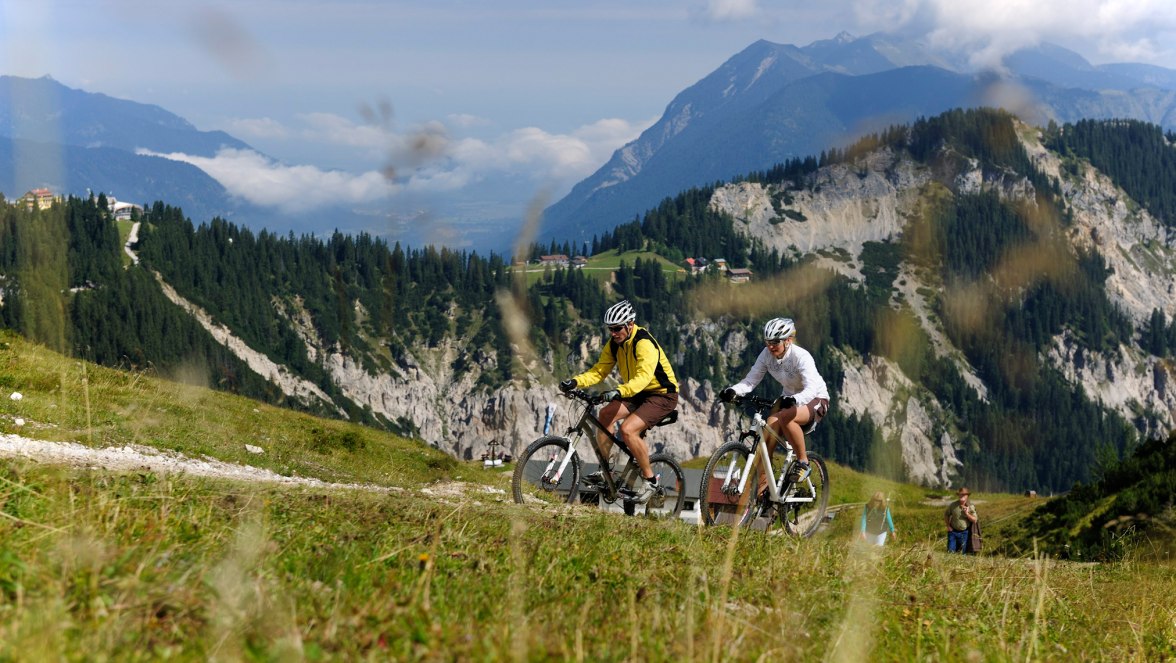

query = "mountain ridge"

[0,74,400,239]
[0,74,251,156]
[541,33,1176,245]
[0,75,254,223]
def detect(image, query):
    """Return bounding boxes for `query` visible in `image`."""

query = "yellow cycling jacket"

[571,325,678,398]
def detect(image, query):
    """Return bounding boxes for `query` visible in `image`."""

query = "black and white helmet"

[603,300,637,326]
[763,317,795,341]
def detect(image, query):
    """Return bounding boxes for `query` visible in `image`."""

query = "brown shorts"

[804,397,829,433]
[621,392,679,427]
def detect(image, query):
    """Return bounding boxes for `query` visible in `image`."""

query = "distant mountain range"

[0,75,249,157]
[0,75,371,234]
[540,32,1176,244]
[0,75,247,223]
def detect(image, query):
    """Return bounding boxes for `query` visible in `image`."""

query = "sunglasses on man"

[607,323,628,333]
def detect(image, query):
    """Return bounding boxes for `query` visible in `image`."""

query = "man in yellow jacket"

[559,300,679,504]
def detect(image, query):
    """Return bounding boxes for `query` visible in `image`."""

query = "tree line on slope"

[998,430,1176,561]
[1047,118,1176,229]
[1047,117,1176,361]
[0,196,285,409]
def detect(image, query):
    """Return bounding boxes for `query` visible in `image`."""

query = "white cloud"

[442,116,653,184]
[296,112,391,149]
[504,128,596,178]
[226,111,450,165]
[404,166,474,193]
[854,0,1176,68]
[446,113,492,128]
[144,112,653,211]
[704,0,761,21]
[139,147,396,211]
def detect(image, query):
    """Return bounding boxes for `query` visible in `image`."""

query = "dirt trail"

[0,432,390,491]
[0,432,513,503]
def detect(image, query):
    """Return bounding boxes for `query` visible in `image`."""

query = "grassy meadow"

[0,331,1174,660]
[516,250,686,288]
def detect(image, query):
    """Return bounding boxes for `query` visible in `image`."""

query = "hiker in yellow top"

[559,300,679,504]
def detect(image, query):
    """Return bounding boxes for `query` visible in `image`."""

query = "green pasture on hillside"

[0,331,454,488]
[515,249,688,288]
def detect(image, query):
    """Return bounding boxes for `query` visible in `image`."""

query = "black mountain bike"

[511,388,686,518]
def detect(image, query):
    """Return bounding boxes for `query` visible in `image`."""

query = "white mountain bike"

[699,393,830,537]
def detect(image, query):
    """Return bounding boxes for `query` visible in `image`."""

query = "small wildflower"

[9,392,21,401]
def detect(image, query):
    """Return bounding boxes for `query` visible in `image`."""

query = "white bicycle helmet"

[763,317,796,341]
[603,300,637,326]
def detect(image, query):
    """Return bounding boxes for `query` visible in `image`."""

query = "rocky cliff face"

[318,337,728,465]
[709,149,927,266]
[705,125,1176,484]
[1025,135,1176,325]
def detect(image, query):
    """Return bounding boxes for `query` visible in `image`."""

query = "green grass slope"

[0,331,1173,660]
[517,249,685,288]
[995,432,1176,562]
[0,330,455,487]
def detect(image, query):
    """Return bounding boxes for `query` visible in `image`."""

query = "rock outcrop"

[704,125,1176,484]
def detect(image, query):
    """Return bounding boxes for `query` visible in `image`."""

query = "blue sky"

[4,0,1176,247]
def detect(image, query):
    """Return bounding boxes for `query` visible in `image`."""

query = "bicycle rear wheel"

[699,440,756,526]
[511,436,580,505]
[622,453,686,519]
[768,453,830,537]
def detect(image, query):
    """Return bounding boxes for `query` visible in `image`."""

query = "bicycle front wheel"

[773,453,830,537]
[511,436,580,505]
[699,440,756,526]
[623,453,686,519]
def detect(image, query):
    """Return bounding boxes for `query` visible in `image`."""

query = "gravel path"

[0,432,391,492]
[0,432,513,502]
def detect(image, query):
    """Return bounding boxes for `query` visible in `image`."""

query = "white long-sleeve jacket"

[730,344,829,405]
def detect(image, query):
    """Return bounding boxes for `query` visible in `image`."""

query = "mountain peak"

[834,31,857,43]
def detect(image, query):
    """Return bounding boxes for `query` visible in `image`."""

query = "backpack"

[968,520,983,553]
[609,327,676,393]
[865,506,889,535]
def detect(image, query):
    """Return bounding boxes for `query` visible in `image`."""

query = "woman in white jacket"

[719,317,830,484]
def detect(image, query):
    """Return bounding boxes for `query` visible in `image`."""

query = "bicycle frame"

[716,397,817,508]
[515,388,685,517]
[546,389,646,500]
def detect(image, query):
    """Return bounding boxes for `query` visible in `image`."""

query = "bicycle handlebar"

[726,393,776,412]
[561,388,606,406]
